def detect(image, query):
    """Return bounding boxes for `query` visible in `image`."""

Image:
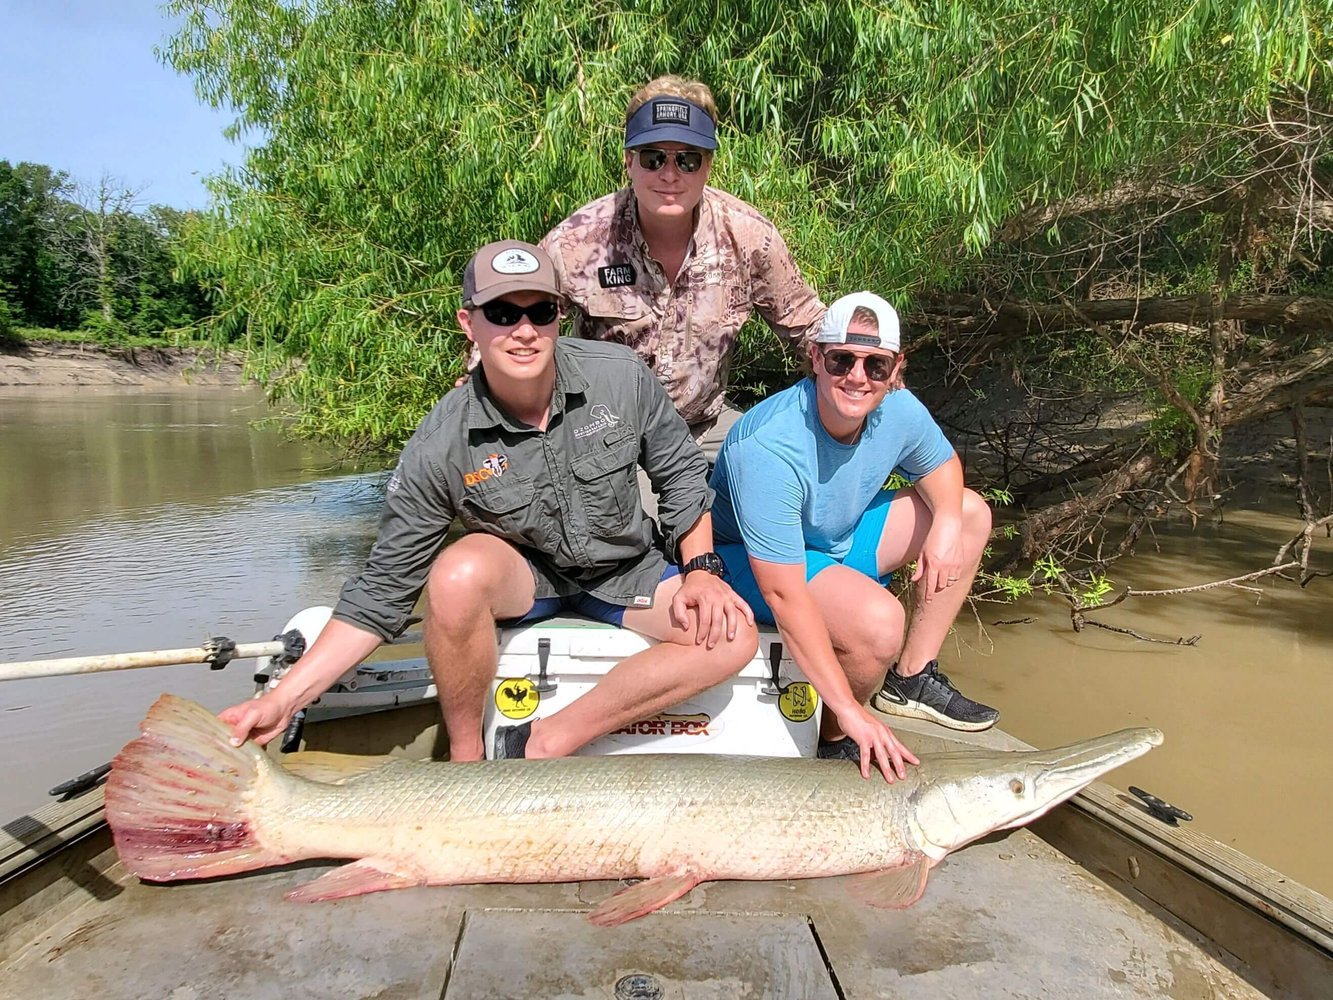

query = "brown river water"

[1,386,1329,897]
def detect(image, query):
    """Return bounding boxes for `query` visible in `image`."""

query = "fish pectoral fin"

[588,871,702,927]
[279,751,397,785]
[848,854,932,910]
[284,860,426,902]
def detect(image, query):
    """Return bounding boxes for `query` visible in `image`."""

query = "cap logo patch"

[845,332,881,347]
[491,249,540,275]
[651,100,691,125]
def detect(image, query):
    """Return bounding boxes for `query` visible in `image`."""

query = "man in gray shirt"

[221,240,757,760]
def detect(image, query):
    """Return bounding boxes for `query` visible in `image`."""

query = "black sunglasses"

[479,299,559,327]
[821,348,897,382]
[634,147,707,174]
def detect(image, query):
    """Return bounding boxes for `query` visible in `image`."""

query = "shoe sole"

[872,693,999,732]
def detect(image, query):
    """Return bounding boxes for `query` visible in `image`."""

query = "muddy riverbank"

[0,340,247,388]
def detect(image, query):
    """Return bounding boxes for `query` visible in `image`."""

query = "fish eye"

[1010,779,1024,795]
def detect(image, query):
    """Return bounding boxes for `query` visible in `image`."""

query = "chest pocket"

[578,289,650,344]
[571,430,641,536]
[460,475,536,537]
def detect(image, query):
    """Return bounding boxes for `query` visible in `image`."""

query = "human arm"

[220,619,383,746]
[750,557,919,782]
[909,454,966,601]
[748,216,826,347]
[634,359,711,556]
[669,512,755,648]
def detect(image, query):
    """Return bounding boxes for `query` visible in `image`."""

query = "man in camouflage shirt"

[541,76,825,470]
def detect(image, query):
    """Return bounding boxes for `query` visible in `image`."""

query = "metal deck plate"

[442,909,840,999]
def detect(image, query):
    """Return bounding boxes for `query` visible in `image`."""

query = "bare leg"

[876,488,992,677]
[422,534,535,761]
[805,566,906,741]
[523,574,759,759]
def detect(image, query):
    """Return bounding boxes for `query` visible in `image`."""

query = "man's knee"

[838,593,905,664]
[962,488,993,547]
[425,544,508,624]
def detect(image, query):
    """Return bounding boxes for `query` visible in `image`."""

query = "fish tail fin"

[106,694,295,882]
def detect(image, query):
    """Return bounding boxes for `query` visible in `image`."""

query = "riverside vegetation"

[46,1,1333,628]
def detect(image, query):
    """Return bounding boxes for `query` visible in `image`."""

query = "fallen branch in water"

[1081,620,1202,645]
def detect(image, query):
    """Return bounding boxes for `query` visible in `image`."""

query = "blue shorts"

[717,489,895,626]
[503,565,681,628]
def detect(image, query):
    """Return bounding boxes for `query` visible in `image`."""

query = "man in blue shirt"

[712,291,997,781]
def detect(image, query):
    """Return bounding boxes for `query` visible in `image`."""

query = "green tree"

[0,160,74,328]
[162,0,1330,453]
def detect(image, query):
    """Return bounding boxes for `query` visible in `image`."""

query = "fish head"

[907,728,1164,860]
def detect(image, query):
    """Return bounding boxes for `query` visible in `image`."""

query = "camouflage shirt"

[541,187,826,425]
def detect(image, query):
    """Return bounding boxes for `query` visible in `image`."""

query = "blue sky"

[1,1,239,209]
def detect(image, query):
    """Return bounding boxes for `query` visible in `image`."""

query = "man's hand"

[834,703,920,782]
[912,515,966,601]
[220,693,298,748]
[669,572,755,648]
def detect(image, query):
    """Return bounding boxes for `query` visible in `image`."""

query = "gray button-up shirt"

[333,339,712,640]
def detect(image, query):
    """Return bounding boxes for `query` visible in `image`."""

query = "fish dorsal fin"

[848,854,932,910]
[279,751,397,785]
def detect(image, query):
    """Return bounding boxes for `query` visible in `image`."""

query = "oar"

[0,628,424,683]
[0,635,290,683]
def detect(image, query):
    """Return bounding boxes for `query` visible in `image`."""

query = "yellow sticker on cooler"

[778,682,818,723]
[495,677,539,719]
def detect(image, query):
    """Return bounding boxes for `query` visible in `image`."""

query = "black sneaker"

[872,661,999,732]
[816,736,860,763]
[492,721,532,759]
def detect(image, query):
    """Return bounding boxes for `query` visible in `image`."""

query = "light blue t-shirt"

[710,380,955,563]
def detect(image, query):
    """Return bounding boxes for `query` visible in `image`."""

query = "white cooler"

[482,618,819,758]
[270,608,820,758]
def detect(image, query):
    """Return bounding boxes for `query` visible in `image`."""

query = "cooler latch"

[760,640,783,695]
[530,636,557,693]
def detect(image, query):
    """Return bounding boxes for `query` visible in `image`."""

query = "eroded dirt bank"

[0,340,247,388]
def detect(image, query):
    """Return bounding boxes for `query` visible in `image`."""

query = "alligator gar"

[106,694,1162,925]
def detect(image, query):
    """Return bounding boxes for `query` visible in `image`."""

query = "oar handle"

[0,641,285,682]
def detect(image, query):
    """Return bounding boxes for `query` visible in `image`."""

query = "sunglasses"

[634,147,707,174]
[479,299,559,327]
[820,348,897,382]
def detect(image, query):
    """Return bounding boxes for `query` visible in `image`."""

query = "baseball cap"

[815,292,901,352]
[462,240,561,306]
[624,97,718,150]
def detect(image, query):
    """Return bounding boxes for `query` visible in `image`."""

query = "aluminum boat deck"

[5,718,1323,999]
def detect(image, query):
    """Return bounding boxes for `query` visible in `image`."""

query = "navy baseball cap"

[624,97,718,150]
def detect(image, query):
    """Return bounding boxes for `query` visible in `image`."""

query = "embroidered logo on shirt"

[597,263,637,288]
[464,452,510,486]
[652,101,691,125]
[574,403,621,440]
[632,595,653,607]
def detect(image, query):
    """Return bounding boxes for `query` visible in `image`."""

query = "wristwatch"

[681,552,728,579]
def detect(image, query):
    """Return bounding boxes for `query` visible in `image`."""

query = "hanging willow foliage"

[161,0,1331,452]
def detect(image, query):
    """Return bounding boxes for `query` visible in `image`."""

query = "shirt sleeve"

[891,391,957,480]
[749,220,826,348]
[635,361,712,560]
[332,436,456,640]
[726,438,807,564]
